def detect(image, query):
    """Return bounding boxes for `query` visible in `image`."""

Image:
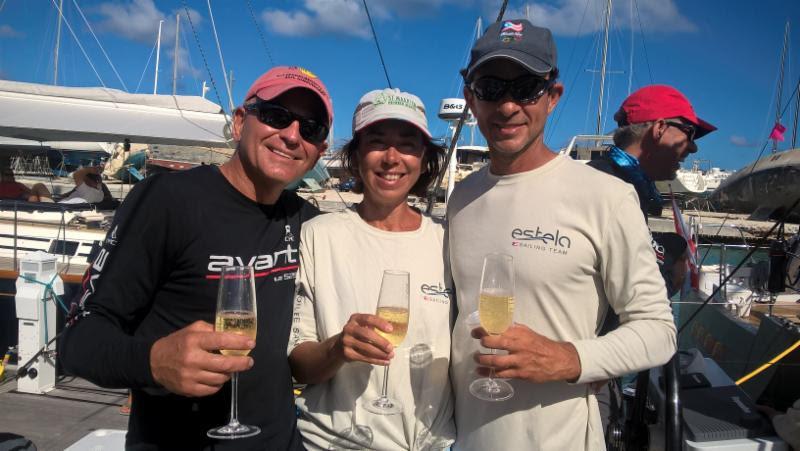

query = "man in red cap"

[588,85,715,442]
[60,66,332,450]
[590,84,716,218]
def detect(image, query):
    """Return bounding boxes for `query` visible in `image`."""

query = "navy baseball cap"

[463,19,558,81]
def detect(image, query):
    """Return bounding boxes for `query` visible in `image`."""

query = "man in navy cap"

[447,20,676,450]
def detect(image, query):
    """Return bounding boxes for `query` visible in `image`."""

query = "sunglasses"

[469,75,554,103]
[665,120,697,142]
[244,100,329,144]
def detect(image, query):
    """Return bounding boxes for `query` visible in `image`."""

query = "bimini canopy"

[0,80,232,147]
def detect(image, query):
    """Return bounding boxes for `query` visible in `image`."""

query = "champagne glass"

[207,266,261,439]
[364,270,410,415]
[470,253,515,401]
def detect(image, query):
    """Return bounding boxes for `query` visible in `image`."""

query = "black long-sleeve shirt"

[59,165,318,450]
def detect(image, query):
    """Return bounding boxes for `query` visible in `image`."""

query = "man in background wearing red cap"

[588,84,715,443]
[60,66,332,450]
[590,84,716,219]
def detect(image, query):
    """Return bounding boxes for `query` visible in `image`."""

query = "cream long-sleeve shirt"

[447,155,676,451]
[289,208,455,451]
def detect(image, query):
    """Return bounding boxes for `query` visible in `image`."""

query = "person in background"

[288,88,454,450]
[59,166,106,204]
[59,66,332,450]
[588,86,716,439]
[759,400,800,450]
[0,165,50,202]
[447,19,676,450]
[589,85,716,219]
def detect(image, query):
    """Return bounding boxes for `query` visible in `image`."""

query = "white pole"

[172,14,180,95]
[154,19,164,95]
[628,0,634,95]
[53,0,64,85]
[596,0,612,135]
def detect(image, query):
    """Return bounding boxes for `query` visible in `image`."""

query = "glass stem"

[380,364,390,398]
[229,372,240,426]
[488,348,497,383]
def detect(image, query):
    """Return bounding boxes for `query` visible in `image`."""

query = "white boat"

[0,79,231,280]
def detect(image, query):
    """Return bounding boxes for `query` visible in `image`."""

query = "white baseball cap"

[352,88,431,138]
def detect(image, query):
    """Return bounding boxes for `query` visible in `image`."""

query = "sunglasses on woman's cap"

[469,75,554,103]
[244,100,330,144]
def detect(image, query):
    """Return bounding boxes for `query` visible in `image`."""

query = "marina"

[1,0,800,450]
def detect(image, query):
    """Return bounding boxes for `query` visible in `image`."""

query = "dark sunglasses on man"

[664,120,697,143]
[469,75,554,104]
[244,99,330,144]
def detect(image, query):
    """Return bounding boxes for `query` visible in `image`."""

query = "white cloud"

[0,24,22,38]
[484,0,696,36]
[94,1,203,89]
[95,0,202,45]
[263,0,463,39]
[730,135,756,147]
[264,0,369,38]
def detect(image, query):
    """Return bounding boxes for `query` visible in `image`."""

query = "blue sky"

[1,0,798,171]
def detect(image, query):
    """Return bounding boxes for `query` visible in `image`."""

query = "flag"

[669,188,699,289]
[769,122,786,142]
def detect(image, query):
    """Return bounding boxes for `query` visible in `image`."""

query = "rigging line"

[676,195,800,336]
[694,78,800,250]
[71,0,128,91]
[426,0,509,215]
[181,1,231,133]
[632,0,653,84]
[362,0,392,88]
[0,0,6,13]
[736,79,799,182]
[434,19,483,140]
[736,339,800,386]
[545,0,592,140]
[207,0,235,112]
[48,0,107,88]
[134,39,157,94]
[547,26,602,142]
[179,22,201,96]
[494,0,509,22]
[611,19,637,87]
[246,0,275,67]
[583,29,603,134]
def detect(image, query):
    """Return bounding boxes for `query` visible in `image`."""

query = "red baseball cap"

[616,85,716,139]
[243,66,333,125]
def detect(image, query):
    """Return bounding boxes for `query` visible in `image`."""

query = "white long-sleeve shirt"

[447,155,677,451]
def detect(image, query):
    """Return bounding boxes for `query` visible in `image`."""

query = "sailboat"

[709,147,800,222]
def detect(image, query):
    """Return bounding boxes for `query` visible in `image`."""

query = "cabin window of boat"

[48,240,79,256]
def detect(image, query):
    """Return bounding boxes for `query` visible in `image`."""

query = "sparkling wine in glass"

[207,265,260,439]
[470,253,515,401]
[364,270,410,415]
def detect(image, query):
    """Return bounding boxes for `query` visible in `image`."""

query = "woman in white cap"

[287,88,455,450]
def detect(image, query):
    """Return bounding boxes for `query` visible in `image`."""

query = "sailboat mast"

[793,78,799,148]
[154,20,164,95]
[774,21,789,152]
[596,0,613,135]
[172,14,181,95]
[53,0,64,85]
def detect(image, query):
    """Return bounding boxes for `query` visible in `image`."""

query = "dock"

[0,371,128,450]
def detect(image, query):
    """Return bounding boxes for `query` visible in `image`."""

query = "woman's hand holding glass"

[335,313,396,366]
